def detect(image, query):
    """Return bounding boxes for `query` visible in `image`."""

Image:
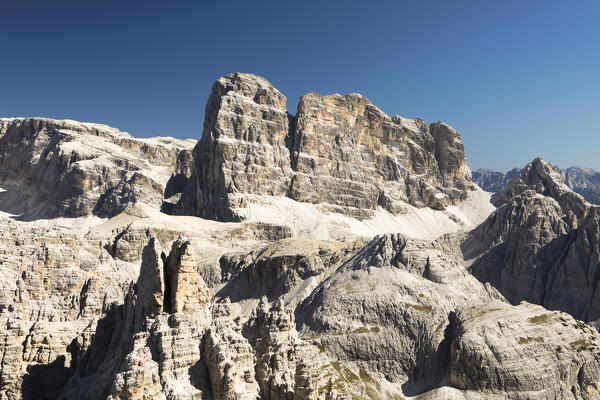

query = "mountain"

[563,166,600,204]
[466,158,600,324]
[2,73,600,400]
[473,165,600,204]
[471,167,520,192]
[174,73,471,221]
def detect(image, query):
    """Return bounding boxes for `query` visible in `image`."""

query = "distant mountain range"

[473,165,600,204]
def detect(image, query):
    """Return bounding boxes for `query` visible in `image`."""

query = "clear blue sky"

[2,1,599,171]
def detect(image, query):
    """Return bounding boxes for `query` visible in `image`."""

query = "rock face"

[491,157,587,223]
[217,238,361,304]
[448,301,600,399]
[0,118,195,218]
[297,233,502,394]
[467,158,600,325]
[289,93,470,218]
[297,231,600,399]
[59,235,357,400]
[174,73,294,221]
[175,73,471,221]
[0,220,138,400]
[473,165,600,205]
[472,167,520,192]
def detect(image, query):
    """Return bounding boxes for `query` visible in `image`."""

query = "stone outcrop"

[0,118,195,218]
[491,157,587,224]
[217,238,361,304]
[0,219,137,399]
[175,73,471,221]
[164,238,211,315]
[203,300,260,400]
[60,236,212,399]
[0,201,294,400]
[299,232,600,399]
[289,93,470,218]
[174,73,294,220]
[467,158,600,325]
[59,235,359,400]
[297,233,503,394]
[448,301,600,398]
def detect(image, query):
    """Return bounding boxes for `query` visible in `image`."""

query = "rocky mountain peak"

[492,157,588,225]
[492,157,566,204]
[467,157,600,328]
[474,163,600,205]
[212,72,287,108]
[175,73,472,221]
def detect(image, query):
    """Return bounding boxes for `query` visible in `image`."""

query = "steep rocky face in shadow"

[467,158,600,325]
[0,118,195,218]
[175,73,472,221]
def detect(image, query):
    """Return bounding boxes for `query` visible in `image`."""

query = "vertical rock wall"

[175,73,472,221]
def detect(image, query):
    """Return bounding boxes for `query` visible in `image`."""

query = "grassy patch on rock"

[518,336,544,344]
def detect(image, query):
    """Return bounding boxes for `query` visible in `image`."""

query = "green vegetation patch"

[330,361,360,384]
[570,339,591,351]
[350,326,381,334]
[528,314,553,325]
[403,302,433,313]
[518,336,544,344]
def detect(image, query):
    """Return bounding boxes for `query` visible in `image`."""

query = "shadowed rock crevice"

[21,355,73,400]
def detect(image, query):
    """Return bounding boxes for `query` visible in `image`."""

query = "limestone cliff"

[174,73,471,221]
[0,118,195,218]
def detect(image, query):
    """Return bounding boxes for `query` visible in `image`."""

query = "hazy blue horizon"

[2,1,599,172]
